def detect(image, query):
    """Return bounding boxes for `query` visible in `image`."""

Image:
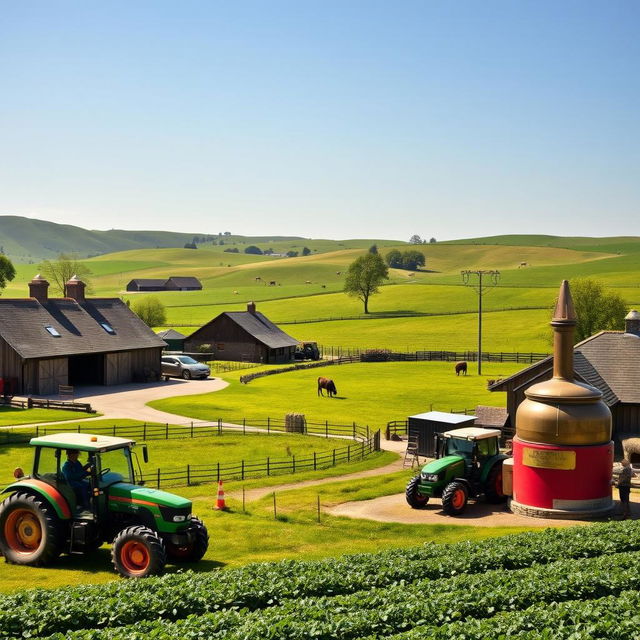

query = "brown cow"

[455,361,467,376]
[317,377,337,397]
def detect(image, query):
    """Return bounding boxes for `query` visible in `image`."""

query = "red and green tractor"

[0,432,209,578]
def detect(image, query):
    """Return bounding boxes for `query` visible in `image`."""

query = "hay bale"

[285,413,307,433]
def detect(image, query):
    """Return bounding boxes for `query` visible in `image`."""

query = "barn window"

[100,322,116,335]
[45,325,61,337]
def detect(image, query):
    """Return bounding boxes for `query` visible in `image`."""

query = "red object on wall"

[512,437,613,512]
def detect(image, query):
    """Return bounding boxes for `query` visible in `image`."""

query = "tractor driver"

[62,449,92,509]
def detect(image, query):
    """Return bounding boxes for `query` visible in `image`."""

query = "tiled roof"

[0,298,166,359]
[156,329,186,340]
[473,406,509,428]
[224,311,299,349]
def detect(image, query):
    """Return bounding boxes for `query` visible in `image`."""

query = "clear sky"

[1,1,638,241]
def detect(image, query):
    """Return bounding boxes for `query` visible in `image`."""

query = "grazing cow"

[519,262,528,268]
[321,284,326,288]
[317,377,337,397]
[305,280,312,284]
[269,281,276,286]
[455,361,467,376]
[233,290,239,295]
[336,271,342,276]
[255,276,262,281]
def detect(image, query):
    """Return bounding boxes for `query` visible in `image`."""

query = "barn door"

[105,352,132,385]
[38,358,68,395]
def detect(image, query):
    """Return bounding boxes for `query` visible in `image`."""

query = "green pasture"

[0,406,99,427]
[0,469,536,594]
[151,361,523,428]
[0,419,380,486]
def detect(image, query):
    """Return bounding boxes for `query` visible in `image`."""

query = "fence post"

[347,445,351,462]
[267,457,270,476]
[267,417,270,434]
[361,440,365,459]
[191,422,194,438]
[333,449,336,466]
[242,459,245,480]
[113,424,116,436]
[218,418,222,435]
[165,423,169,439]
[353,422,356,439]
[157,468,161,489]
[217,462,220,482]
[187,464,191,486]
[292,455,296,473]
[78,425,81,433]
[143,423,147,440]
[314,452,317,470]
[243,417,246,435]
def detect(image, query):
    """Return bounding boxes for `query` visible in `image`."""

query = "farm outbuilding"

[490,310,640,447]
[184,302,298,364]
[126,277,202,292]
[408,411,476,457]
[156,329,186,352]
[0,275,166,395]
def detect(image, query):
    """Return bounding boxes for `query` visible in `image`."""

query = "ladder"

[403,436,420,468]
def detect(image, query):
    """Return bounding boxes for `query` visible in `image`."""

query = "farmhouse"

[126,276,202,292]
[490,310,640,445]
[184,302,298,364]
[0,275,166,395]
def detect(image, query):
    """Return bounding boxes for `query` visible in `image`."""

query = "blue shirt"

[62,459,89,487]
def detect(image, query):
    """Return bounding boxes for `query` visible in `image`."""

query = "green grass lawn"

[0,470,536,594]
[151,360,523,428]
[0,406,100,427]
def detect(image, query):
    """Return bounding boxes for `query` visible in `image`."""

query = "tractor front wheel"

[0,492,63,566]
[442,481,469,516]
[405,476,429,509]
[166,516,209,562]
[112,526,167,578]
[485,462,507,504]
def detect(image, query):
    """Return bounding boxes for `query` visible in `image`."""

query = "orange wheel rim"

[451,489,465,509]
[4,509,42,553]
[120,540,151,574]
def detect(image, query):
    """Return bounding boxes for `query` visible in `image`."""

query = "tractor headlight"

[421,473,440,483]
[173,515,186,522]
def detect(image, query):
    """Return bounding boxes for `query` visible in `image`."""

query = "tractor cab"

[406,427,508,515]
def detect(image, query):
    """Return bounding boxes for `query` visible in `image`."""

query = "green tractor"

[405,427,508,515]
[0,432,209,578]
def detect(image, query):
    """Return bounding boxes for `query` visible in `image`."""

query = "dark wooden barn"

[490,310,640,447]
[126,276,202,292]
[0,275,166,395]
[184,302,298,364]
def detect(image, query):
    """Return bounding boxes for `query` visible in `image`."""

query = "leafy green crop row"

[2,521,640,639]
[35,551,640,639]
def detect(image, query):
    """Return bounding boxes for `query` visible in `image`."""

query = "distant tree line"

[385,249,426,270]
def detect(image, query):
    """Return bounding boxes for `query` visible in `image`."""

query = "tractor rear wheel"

[0,492,63,566]
[485,462,507,504]
[112,526,166,578]
[405,476,429,509]
[442,481,469,516]
[166,516,209,562]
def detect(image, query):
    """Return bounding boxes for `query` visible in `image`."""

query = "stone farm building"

[126,276,202,292]
[184,302,298,364]
[490,310,640,447]
[0,275,166,395]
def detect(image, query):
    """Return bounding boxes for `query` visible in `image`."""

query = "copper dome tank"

[515,280,611,446]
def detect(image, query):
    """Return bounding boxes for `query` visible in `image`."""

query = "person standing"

[616,459,635,519]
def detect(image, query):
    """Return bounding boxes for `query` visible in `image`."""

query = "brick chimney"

[625,310,640,337]
[29,274,49,303]
[65,275,86,303]
[247,301,256,314]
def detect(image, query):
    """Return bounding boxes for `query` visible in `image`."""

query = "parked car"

[161,355,210,380]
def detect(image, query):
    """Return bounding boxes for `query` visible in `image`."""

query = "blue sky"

[1,1,638,241]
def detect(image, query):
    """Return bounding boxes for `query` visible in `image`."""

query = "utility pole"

[461,270,500,375]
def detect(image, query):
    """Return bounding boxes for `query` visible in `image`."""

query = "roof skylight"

[100,322,116,335]
[45,325,61,337]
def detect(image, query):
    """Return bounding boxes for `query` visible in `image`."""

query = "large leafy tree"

[569,278,627,342]
[344,253,389,314]
[0,255,16,292]
[131,296,166,327]
[39,253,93,296]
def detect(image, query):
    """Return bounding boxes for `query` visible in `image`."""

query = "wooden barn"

[184,302,298,364]
[156,329,186,352]
[490,310,640,446]
[126,276,202,292]
[0,275,166,395]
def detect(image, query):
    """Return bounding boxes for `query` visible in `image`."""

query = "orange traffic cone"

[215,480,228,511]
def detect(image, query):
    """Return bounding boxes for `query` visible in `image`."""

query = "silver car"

[161,355,210,380]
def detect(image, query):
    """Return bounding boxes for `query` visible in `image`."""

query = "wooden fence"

[2,418,380,489]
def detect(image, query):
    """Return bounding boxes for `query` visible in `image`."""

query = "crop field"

[150,360,523,427]
[2,520,640,638]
